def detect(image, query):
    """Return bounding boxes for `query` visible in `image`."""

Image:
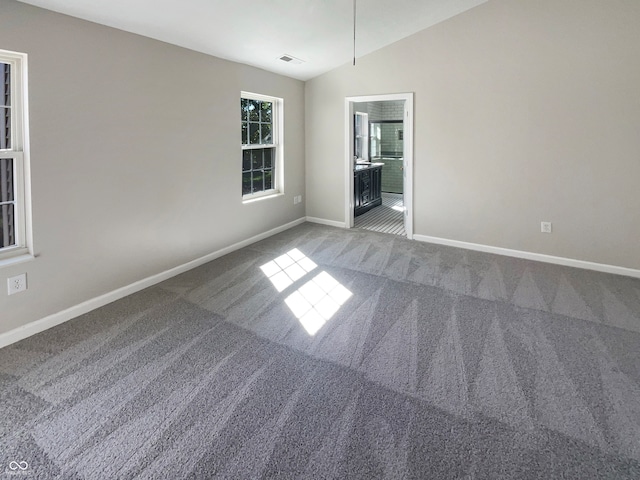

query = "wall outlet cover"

[8,273,27,295]
[541,222,552,234]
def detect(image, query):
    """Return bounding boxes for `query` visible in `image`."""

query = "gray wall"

[306,0,640,270]
[0,0,305,334]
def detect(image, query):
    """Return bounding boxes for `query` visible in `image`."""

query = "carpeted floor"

[1,223,640,479]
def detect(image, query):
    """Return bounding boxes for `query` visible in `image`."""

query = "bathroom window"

[241,92,283,200]
[354,112,368,161]
[0,49,31,265]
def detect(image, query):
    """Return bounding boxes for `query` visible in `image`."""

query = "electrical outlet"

[541,222,552,234]
[293,195,303,205]
[7,273,27,295]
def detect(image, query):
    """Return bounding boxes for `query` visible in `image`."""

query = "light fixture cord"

[353,0,356,66]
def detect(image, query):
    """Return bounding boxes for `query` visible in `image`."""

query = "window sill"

[0,250,36,269]
[242,192,284,204]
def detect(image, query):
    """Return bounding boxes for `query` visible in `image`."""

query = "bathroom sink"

[354,161,384,171]
[355,162,385,171]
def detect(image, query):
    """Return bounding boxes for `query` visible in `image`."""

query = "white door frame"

[344,92,414,239]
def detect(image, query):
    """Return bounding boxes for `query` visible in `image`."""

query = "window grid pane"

[241,98,248,122]
[248,99,260,121]
[242,150,251,171]
[252,150,262,170]
[242,172,252,196]
[252,170,264,193]
[249,122,260,145]
[260,102,272,123]
[1,62,10,107]
[264,148,272,169]
[1,63,10,150]
[0,108,9,150]
[241,122,248,144]
[0,203,15,248]
[264,169,273,190]
[0,158,14,203]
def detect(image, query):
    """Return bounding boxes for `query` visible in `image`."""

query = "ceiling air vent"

[278,54,304,65]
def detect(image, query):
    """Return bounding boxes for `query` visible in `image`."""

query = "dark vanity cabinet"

[354,165,382,216]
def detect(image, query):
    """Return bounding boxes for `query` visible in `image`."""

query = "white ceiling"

[17,0,487,80]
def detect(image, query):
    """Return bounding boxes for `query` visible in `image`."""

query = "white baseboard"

[0,217,307,350]
[305,216,346,229]
[413,234,640,279]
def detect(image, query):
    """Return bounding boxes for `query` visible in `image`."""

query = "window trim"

[241,91,284,202]
[0,48,32,265]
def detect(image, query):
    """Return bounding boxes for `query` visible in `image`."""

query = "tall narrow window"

[0,49,30,263]
[241,92,283,199]
[354,112,368,162]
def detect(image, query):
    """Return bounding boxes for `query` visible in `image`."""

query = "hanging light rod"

[353,0,357,66]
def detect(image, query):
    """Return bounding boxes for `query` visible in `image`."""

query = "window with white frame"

[0,49,30,262]
[241,92,282,199]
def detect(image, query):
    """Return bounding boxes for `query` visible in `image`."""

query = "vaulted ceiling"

[18,0,487,80]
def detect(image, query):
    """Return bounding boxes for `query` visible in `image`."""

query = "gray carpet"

[1,223,640,479]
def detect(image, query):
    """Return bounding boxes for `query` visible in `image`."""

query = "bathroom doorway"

[344,93,414,239]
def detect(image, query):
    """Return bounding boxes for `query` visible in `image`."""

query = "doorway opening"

[345,93,414,239]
